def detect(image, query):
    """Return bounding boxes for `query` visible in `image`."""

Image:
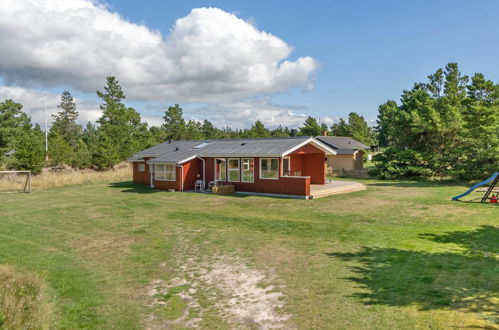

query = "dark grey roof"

[129,137,335,164]
[316,136,370,150]
[134,140,203,157]
[198,137,310,157]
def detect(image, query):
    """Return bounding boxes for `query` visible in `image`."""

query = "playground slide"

[451,172,499,201]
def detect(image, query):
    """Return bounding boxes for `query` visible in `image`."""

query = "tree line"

[372,63,498,181]
[2,63,495,181]
[0,77,373,174]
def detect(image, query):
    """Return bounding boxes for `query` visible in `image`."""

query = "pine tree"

[48,91,84,166]
[94,76,149,169]
[246,120,270,138]
[201,120,219,139]
[185,120,204,140]
[299,117,321,136]
[51,91,80,143]
[330,118,350,137]
[0,99,45,172]
[162,104,186,140]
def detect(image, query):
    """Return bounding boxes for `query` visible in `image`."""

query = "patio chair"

[195,180,205,192]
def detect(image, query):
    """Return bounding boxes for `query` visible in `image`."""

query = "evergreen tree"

[246,120,270,138]
[453,73,499,179]
[330,118,350,137]
[162,104,186,140]
[372,63,497,180]
[0,99,31,159]
[48,91,85,166]
[271,125,290,137]
[13,124,45,174]
[299,117,321,136]
[94,76,149,169]
[185,120,204,140]
[347,112,375,145]
[0,99,45,172]
[149,126,167,144]
[50,91,80,143]
[201,120,219,139]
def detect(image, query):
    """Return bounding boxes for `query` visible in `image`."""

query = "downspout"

[197,156,206,185]
[177,164,184,191]
[149,161,154,188]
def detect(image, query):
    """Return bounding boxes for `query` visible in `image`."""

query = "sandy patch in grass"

[195,256,290,328]
[146,255,291,329]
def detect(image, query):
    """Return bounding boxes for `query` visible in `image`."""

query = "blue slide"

[451,172,499,201]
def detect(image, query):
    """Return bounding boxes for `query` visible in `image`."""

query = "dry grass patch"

[0,164,131,192]
[0,265,52,330]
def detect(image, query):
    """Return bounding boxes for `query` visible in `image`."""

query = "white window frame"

[282,157,290,176]
[241,158,254,183]
[228,158,240,182]
[154,163,176,181]
[259,158,279,180]
[137,163,145,172]
[214,158,227,181]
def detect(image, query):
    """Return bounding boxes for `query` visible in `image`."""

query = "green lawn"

[0,179,497,329]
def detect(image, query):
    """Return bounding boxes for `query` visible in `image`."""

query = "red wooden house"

[129,137,337,199]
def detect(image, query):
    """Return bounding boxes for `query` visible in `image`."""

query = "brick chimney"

[320,130,328,136]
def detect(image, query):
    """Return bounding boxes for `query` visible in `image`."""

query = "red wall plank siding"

[132,159,150,184]
[288,144,325,184]
[301,154,325,184]
[201,156,310,196]
[182,158,203,190]
[152,167,182,191]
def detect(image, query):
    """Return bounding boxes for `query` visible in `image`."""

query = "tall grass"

[0,265,52,329]
[0,165,131,192]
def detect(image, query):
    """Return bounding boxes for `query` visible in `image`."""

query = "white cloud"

[189,100,309,129]
[0,1,318,104]
[0,86,100,125]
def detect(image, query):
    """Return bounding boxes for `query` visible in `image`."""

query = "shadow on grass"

[108,181,161,194]
[328,226,498,321]
[420,225,498,256]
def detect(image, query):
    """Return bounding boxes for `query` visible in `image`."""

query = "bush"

[369,147,434,180]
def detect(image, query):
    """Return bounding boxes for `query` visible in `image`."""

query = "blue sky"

[1,0,498,128]
[103,0,499,124]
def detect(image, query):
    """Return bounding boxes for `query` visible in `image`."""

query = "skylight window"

[192,142,210,149]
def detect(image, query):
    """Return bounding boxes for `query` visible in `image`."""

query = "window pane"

[282,158,290,175]
[165,164,175,181]
[138,163,145,172]
[228,159,240,181]
[260,158,278,179]
[216,158,226,181]
[242,158,254,182]
[228,159,239,169]
[229,170,240,181]
[154,164,165,180]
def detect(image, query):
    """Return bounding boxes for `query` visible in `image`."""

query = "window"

[154,163,176,181]
[242,158,254,182]
[228,158,240,182]
[137,163,145,172]
[260,158,279,179]
[282,157,290,176]
[215,158,227,181]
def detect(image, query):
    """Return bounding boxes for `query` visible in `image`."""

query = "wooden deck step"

[309,183,366,199]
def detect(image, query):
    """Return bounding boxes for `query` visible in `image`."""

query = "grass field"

[0,179,497,329]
